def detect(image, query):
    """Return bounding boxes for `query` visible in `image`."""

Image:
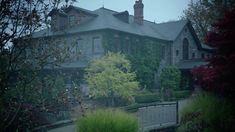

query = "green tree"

[182,0,235,42]
[0,0,78,130]
[160,65,181,100]
[85,52,139,106]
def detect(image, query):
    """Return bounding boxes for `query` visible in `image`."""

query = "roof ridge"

[157,19,188,25]
[95,7,118,13]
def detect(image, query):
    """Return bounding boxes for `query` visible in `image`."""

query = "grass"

[76,109,139,132]
[178,93,235,132]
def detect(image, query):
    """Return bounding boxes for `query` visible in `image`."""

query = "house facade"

[31,0,212,90]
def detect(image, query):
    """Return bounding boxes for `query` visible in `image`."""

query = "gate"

[137,101,178,132]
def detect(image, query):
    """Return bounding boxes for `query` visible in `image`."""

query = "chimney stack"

[134,0,144,25]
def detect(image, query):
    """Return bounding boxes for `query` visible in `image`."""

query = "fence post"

[176,101,179,124]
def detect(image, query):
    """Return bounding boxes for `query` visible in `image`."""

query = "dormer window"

[69,15,75,26]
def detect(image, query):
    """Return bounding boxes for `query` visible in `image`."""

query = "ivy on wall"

[102,30,163,89]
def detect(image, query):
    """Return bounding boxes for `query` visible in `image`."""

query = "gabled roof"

[32,6,191,42]
[65,6,98,16]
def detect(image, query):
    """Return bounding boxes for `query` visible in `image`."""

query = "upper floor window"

[125,37,131,54]
[76,39,84,59]
[114,34,120,52]
[201,53,205,59]
[192,53,195,59]
[92,37,103,54]
[176,50,179,56]
[161,46,165,59]
[69,15,75,26]
[183,38,189,60]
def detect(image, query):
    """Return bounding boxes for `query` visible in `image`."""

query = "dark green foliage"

[121,102,161,113]
[76,109,139,132]
[160,65,181,100]
[102,31,163,89]
[160,65,181,90]
[172,90,191,99]
[178,93,235,132]
[135,93,161,103]
[180,70,193,90]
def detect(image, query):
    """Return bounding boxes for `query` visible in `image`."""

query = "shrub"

[160,65,181,90]
[172,90,191,99]
[135,93,161,103]
[160,65,181,100]
[76,109,139,132]
[85,52,139,106]
[178,93,235,132]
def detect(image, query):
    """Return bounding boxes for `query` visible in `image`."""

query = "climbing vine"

[102,30,163,89]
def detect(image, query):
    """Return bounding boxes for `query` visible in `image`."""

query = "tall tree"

[192,7,235,99]
[0,0,78,131]
[182,0,235,42]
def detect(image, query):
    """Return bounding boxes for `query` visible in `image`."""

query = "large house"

[31,0,212,91]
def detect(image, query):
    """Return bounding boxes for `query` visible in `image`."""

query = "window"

[125,37,131,54]
[183,38,189,60]
[201,53,205,59]
[77,39,83,53]
[114,34,120,52]
[161,46,165,59]
[192,53,195,59]
[69,15,75,26]
[76,39,84,60]
[92,37,103,54]
[176,50,179,56]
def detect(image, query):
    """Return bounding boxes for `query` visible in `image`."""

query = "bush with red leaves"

[192,7,235,98]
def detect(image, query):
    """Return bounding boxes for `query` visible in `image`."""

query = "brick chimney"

[134,0,144,25]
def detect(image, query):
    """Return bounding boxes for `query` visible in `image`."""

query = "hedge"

[135,93,161,103]
[173,90,191,99]
[121,102,160,113]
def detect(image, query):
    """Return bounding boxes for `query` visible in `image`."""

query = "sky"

[74,0,190,23]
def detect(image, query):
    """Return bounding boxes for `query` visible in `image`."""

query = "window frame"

[92,37,103,54]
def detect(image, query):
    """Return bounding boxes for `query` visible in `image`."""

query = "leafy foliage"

[0,0,79,130]
[178,93,235,132]
[160,65,181,100]
[182,0,235,42]
[85,52,139,106]
[76,109,139,132]
[102,31,163,89]
[135,93,161,103]
[160,65,181,90]
[192,8,235,98]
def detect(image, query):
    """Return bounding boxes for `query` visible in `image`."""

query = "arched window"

[183,38,189,60]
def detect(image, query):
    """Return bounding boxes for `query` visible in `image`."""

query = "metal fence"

[137,101,178,132]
